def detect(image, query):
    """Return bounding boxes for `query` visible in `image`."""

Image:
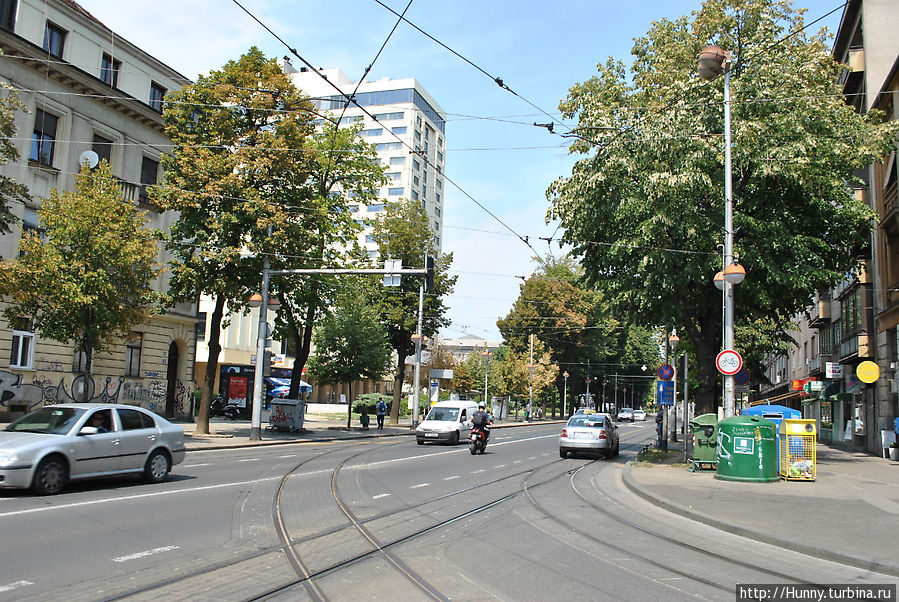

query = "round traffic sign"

[734,368,750,385]
[856,360,880,384]
[716,349,743,376]
[658,364,674,380]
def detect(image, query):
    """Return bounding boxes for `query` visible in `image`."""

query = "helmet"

[478,403,486,409]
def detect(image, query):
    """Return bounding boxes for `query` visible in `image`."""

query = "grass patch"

[636,447,686,465]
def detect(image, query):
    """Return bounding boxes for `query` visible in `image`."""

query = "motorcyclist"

[471,403,492,443]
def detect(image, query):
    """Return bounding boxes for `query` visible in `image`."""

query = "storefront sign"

[856,361,880,384]
[825,362,843,379]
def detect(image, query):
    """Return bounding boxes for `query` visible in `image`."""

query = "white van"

[416,400,479,445]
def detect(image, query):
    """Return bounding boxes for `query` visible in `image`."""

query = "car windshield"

[567,415,605,428]
[5,407,85,435]
[426,407,459,421]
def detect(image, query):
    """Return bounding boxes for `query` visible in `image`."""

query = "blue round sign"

[735,369,750,385]
[658,364,674,380]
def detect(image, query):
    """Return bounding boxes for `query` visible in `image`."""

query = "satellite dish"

[78,150,99,169]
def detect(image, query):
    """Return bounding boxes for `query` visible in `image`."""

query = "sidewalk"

[623,441,899,577]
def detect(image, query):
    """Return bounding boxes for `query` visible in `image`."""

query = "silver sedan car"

[0,404,186,495]
[559,413,619,459]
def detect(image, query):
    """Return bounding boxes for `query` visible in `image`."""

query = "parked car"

[559,413,619,459]
[0,404,186,495]
[633,409,646,421]
[416,400,478,445]
[616,407,634,421]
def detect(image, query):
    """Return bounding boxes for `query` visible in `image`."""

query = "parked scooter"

[469,426,488,455]
[210,395,240,420]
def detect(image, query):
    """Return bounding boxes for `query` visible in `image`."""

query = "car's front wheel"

[450,430,460,445]
[143,450,171,484]
[32,455,69,495]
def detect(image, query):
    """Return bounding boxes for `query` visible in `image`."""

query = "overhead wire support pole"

[250,227,272,442]
[723,66,736,419]
[412,283,424,428]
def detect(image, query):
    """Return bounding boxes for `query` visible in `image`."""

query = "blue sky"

[81,0,845,341]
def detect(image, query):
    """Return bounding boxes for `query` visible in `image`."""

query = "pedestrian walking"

[375,396,388,430]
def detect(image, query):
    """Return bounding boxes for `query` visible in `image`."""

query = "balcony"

[839,333,871,361]
[807,356,827,376]
[117,178,141,205]
[809,298,831,327]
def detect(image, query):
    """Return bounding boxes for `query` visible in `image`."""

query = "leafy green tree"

[1,162,161,394]
[369,200,457,425]
[546,0,897,414]
[307,290,392,428]
[157,47,314,433]
[271,124,384,399]
[0,83,30,232]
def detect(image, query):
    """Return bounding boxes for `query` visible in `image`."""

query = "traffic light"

[425,255,435,292]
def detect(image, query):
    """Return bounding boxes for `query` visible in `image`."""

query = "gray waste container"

[269,398,305,433]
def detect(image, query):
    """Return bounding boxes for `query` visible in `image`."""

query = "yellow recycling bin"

[779,419,816,481]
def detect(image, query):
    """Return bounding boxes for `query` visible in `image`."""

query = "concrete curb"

[621,462,899,578]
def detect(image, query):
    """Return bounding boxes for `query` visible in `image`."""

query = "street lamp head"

[697,45,729,81]
[714,270,725,290]
[563,371,569,378]
[668,329,680,349]
[267,296,281,310]
[248,293,263,308]
[723,261,746,285]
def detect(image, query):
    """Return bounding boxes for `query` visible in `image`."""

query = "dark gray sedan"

[0,404,186,495]
[559,413,619,459]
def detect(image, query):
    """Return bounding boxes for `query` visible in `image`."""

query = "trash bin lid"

[690,413,718,427]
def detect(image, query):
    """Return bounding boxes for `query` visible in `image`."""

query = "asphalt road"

[0,420,893,601]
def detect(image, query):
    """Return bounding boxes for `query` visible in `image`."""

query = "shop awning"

[265,377,312,391]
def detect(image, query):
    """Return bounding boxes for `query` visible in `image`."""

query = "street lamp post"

[668,330,680,444]
[698,45,745,418]
[248,289,280,442]
[562,371,569,417]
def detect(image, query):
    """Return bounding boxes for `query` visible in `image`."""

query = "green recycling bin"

[715,415,779,482]
[690,413,718,469]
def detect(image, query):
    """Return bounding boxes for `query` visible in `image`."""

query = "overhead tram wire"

[229,0,544,260]
[371,0,569,134]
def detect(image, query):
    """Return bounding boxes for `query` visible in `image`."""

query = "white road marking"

[494,464,506,468]
[113,546,179,563]
[472,469,485,474]
[279,455,294,458]
[513,460,522,464]
[864,495,899,515]
[0,581,33,593]
[443,475,460,481]
[372,493,390,500]
[182,463,210,468]
[528,456,537,460]
[238,458,260,462]
[411,483,430,489]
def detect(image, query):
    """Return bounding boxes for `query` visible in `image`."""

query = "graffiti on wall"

[1,369,194,419]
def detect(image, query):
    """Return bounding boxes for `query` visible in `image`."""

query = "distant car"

[416,400,478,445]
[633,409,646,421]
[617,408,634,421]
[559,413,619,459]
[0,404,186,495]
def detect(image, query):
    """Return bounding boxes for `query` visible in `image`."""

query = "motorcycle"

[210,395,241,420]
[469,426,488,455]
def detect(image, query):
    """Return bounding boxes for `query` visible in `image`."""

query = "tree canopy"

[1,161,161,383]
[546,0,898,413]
[0,84,30,232]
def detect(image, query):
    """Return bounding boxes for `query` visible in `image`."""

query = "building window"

[348,204,359,213]
[435,193,441,204]
[387,188,403,196]
[368,203,384,212]
[414,130,421,141]
[374,142,402,151]
[368,249,378,259]
[100,53,121,87]
[416,116,422,127]
[437,151,444,163]
[10,318,34,369]
[434,206,441,217]
[139,156,158,202]
[434,220,440,230]
[92,133,113,166]
[433,235,439,246]
[359,128,382,137]
[73,349,89,374]
[125,333,142,377]
[365,234,375,243]
[386,171,401,182]
[389,156,405,166]
[30,109,58,166]
[436,178,442,189]
[391,126,407,135]
[0,0,16,31]
[197,312,207,342]
[413,175,420,186]
[43,22,66,58]
[149,82,166,112]
[413,159,420,171]
[411,190,419,201]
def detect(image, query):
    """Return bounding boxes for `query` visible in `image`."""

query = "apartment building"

[756,0,899,454]
[0,0,196,420]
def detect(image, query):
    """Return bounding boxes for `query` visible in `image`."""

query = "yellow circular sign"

[856,361,880,384]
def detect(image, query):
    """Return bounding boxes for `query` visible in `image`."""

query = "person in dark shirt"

[471,403,492,442]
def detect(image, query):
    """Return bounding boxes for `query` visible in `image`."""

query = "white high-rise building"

[286,65,447,255]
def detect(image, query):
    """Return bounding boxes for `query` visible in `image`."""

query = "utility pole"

[528,333,534,419]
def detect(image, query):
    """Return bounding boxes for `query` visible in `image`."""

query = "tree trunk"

[346,381,353,429]
[283,296,316,400]
[390,350,407,426]
[197,295,226,435]
[687,309,721,416]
